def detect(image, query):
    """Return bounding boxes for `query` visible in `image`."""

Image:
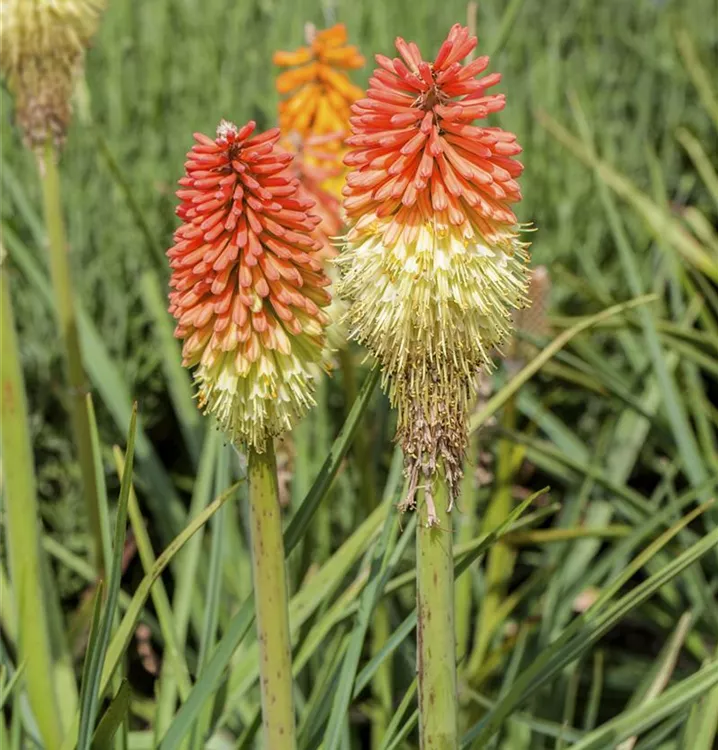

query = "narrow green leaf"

[0,259,64,750]
[675,28,718,130]
[2,225,187,545]
[139,270,202,463]
[285,364,380,551]
[469,295,658,433]
[112,448,193,702]
[569,661,718,750]
[0,664,25,710]
[77,406,137,750]
[464,524,718,746]
[324,509,403,749]
[91,680,131,750]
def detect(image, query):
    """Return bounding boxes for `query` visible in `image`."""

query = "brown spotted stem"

[417,474,459,749]
[248,440,296,749]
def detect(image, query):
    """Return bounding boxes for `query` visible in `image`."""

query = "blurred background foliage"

[1,0,717,747]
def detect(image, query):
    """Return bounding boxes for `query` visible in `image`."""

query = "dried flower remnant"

[514,264,550,337]
[338,24,530,522]
[168,120,331,451]
[0,0,104,148]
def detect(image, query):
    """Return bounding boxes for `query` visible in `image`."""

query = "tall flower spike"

[338,24,530,520]
[0,0,105,148]
[168,120,332,451]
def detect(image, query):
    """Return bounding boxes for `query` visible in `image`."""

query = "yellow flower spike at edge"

[337,23,531,524]
[274,22,364,137]
[168,120,332,452]
[0,0,105,149]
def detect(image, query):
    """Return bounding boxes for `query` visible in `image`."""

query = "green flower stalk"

[168,120,334,748]
[248,443,296,746]
[337,24,530,748]
[1,255,64,750]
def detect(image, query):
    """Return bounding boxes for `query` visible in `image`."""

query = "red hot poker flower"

[337,25,530,517]
[343,23,523,246]
[168,120,331,450]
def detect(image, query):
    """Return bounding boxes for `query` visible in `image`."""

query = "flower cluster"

[337,24,530,518]
[0,0,104,148]
[168,120,331,450]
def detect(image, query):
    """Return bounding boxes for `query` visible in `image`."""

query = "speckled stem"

[248,441,296,750]
[417,474,458,749]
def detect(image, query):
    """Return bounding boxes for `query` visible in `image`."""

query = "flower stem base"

[417,474,458,749]
[248,441,297,749]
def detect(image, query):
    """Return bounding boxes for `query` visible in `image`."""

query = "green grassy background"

[1,0,718,747]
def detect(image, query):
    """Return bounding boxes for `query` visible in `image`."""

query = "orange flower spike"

[168,120,332,450]
[337,25,531,518]
[274,22,365,138]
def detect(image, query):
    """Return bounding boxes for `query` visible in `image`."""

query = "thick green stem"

[1,263,64,750]
[417,475,458,749]
[248,441,296,749]
[39,141,103,573]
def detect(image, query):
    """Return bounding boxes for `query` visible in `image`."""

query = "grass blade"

[463,523,718,746]
[76,406,137,750]
[569,661,718,750]
[0,259,64,750]
[60,480,239,750]
[469,295,658,433]
[91,680,131,750]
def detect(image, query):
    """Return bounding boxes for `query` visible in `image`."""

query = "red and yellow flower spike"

[168,120,332,450]
[274,23,364,138]
[337,24,530,517]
